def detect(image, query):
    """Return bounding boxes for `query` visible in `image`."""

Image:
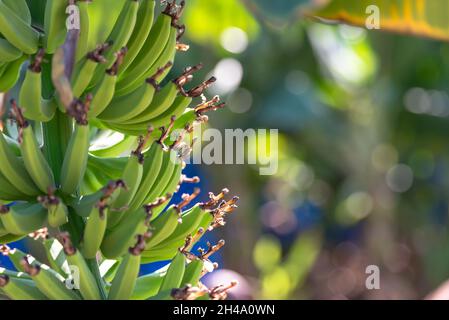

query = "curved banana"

[0,0,38,54]
[58,233,101,300]
[101,207,150,259]
[19,50,56,122]
[120,0,156,74]
[0,275,48,300]
[108,234,146,300]
[116,22,177,97]
[98,62,172,123]
[75,0,91,62]
[90,0,138,85]
[0,132,39,196]
[115,11,172,96]
[88,47,127,118]
[181,258,204,287]
[20,256,81,300]
[0,55,26,92]
[0,38,21,62]
[145,204,182,250]
[0,202,47,235]
[0,170,29,201]
[44,0,67,54]
[3,0,31,24]
[157,251,186,294]
[123,81,180,124]
[39,193,69,228]
[72,43,111,97]
[15,104,55,193]
[60,119,90,195]
[81,201,108,259]
[127,140,164,212]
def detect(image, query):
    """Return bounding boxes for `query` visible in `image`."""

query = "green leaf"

[309,0,449,41]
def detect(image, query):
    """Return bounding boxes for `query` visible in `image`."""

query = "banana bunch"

[0,0,238,300]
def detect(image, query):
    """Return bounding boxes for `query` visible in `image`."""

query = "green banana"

[3,0,31,24]
[17,118,56,193]
[0,0,38,54]
[58,233,101,300]
[120,0,156,74]
[115,11,172,95]
[131,268,166,300]
[0,55,26,92]
[0,275,48,300]
[44,0,68,54]
[142,148,176,206]
[108,234,146,300]
[81,201,108,259]
[0,202,47,235]
[72,43,111,97]
[91,0,138,83]
[181,258,204,287]
[20,256,81,300]
[98,62,173,123]
[101,208,149,259]
[0,38,21,62]
[71,180,125,217]
[157,251,186,293]
[116,21,177,97]
[124,81,180,124]
[38,193,69,228]
[19,50,56,122]
[127,140,164,211]
[60,122,90,195]
[75,0,91,62]
[88,47,127,118]
[107,157,143,228]
[145,204,182,250]
[0,170,29,201]
[90,135,137,158]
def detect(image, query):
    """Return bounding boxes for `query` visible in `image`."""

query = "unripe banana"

[108,234,146,300]
[157,251,186,294]
[0,202,47,236]
[19,50,56,122]
[58,233,101,300]
[75,0,91,62]
[181,258,204,287]
[13,101,55,193]
[81,202,108,259]
[0,38,21,62]
[60,114,90,195]
[88,48,127,118]
[131,269,165,300]
[0,170,29,201]
[145,204,182,249]
[0,0,38,54]
[44,0,68,54]
[0,275,48,300]
[90,0,138,85]
[0,55,26,92]
[38,193,69,228]
[98,62,173,123]
[72,43,111,97]
[120,0,156,74]
[116,11,172,95]
[20,256,81,300]
[127,140,164,212]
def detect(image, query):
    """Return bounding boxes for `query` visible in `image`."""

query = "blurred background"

[3,0,449,300]
[170,0,449,299]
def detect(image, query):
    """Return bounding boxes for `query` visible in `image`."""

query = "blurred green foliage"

[175,0,449,299]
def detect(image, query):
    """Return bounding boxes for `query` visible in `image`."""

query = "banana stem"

[86,258,108,300]
[42,110,73,183]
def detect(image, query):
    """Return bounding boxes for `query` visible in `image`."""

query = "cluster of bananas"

[0,0,238,300]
